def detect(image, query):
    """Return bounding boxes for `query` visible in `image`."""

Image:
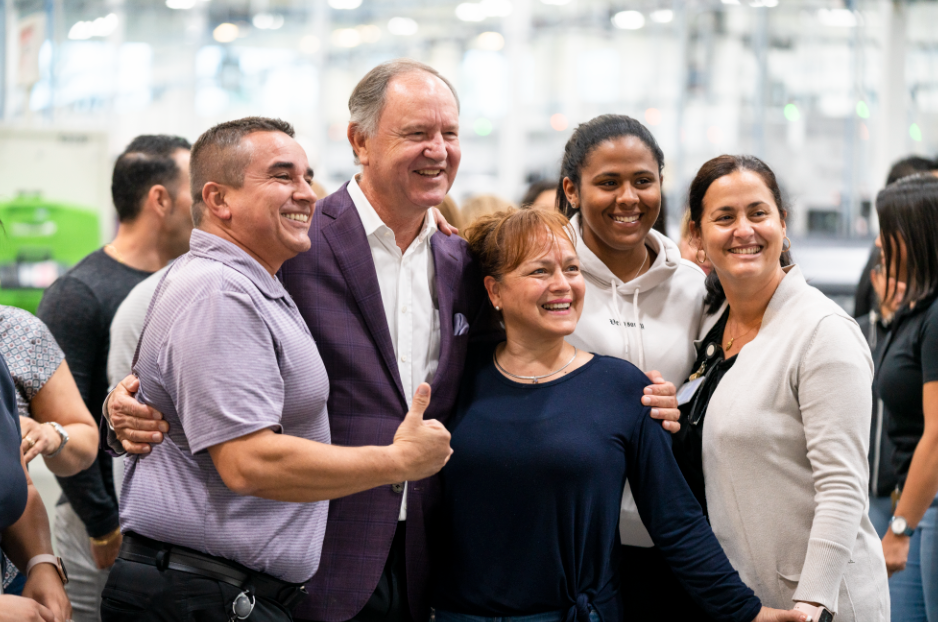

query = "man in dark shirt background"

[37,134,193,622]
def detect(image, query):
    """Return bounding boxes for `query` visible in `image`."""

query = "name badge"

[677,376,706,406]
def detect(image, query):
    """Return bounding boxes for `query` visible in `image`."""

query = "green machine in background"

[0,195,101,315]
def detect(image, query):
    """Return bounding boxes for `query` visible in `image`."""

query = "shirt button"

[401,306,408,314]
[392,483,404,494]
[401,354,409,363]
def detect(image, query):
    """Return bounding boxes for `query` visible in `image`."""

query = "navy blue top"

[432,346,761,622]
[1,353,28,537]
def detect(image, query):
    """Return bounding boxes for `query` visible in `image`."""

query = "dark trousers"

[619,545,714,622]
[350,521,411,622]
[101,558,293,622]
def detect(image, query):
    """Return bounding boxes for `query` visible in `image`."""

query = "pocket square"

[453,312,469,336]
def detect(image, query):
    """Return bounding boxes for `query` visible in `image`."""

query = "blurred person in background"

[520,178,557,211]
[675,154,888,622]
[459,194,515,234]
[854,155,937,319]
[433,208,806,622]
[679,208,712,275]
[855,249,904,538]
[875,173,938,621]
[556,114,711,620]
[1,352,72,622]
[36,134,193,622]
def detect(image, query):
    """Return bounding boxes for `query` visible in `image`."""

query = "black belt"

[119,533,308,611]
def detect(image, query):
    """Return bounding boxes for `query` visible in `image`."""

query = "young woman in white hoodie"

[558,115,717,619]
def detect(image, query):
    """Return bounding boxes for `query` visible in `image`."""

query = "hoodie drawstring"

[609,280,645,372]
[633,288,645,371]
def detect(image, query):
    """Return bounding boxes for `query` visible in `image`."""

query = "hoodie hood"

[571,212,683,296]
[567,212,710,549]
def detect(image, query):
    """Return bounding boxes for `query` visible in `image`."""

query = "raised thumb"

[405,383,432,419]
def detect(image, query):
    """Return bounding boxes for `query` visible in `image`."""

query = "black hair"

[557,114,664,218]
[886,155,937,186]
[521,179,558,208]
[687,154,792,314]
[111,135,191,223]
[875,173,938,305]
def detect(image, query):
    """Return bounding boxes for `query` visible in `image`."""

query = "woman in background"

[675,154,888,622]
[876,173,938,621]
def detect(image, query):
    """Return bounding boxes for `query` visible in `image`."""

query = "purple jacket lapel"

[320,187,406,404]
[430,231,458,393]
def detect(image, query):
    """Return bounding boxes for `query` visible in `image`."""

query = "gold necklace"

[104,244,126,265]
[724,315,762,351]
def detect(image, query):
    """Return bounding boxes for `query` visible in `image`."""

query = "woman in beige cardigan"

[677,155,889,622]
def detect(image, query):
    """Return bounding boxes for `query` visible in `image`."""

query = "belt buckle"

[228,591,255,621]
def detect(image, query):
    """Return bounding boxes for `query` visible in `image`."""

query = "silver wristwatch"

[44,421,69,457]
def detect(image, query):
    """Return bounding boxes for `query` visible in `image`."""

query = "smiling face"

[486,233,585,342]
[354,71,461,220]
[695,170,786,289]
[221,131,316,273]
[564,135,661,254]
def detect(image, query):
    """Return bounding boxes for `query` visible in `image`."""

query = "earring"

[696,249,708,264]
[494,305,500,311]
[782,236,793,252]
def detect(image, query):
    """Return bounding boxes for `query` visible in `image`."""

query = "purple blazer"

[279,184,485,622]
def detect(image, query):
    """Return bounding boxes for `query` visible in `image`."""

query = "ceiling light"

[328,0,362,9]
[650,9,673,23]
[213,22,239,43]
[541,0,571,4]
[456,3,486,21]
[388,17,418,36]
[252,13,284,30]
[166,0,196,9]
[818,9,858,27]
[68,13,118,39]
[331,27,361,47]
[721,0,740,4]
[612,11,644,30]
[475,31,505,50]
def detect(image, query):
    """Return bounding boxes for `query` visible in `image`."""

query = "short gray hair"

[348,59,460,161]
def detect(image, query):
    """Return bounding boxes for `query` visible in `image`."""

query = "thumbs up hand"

[390,383,453,481]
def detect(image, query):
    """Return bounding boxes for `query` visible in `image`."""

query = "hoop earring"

[696,249,708,264]
[782,236,793,252]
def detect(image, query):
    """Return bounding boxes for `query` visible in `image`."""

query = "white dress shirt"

[348,175,442,521]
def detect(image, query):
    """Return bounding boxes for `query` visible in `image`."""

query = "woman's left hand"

[882,531,910,577]
[643,371,680,433]
[21,564,71,622]
[19,417,61,464]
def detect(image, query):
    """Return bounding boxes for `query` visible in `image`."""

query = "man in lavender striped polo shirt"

[100,117,453,622]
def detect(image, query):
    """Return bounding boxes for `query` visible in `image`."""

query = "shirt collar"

[187,229,287,299]
[348,174,437,247]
